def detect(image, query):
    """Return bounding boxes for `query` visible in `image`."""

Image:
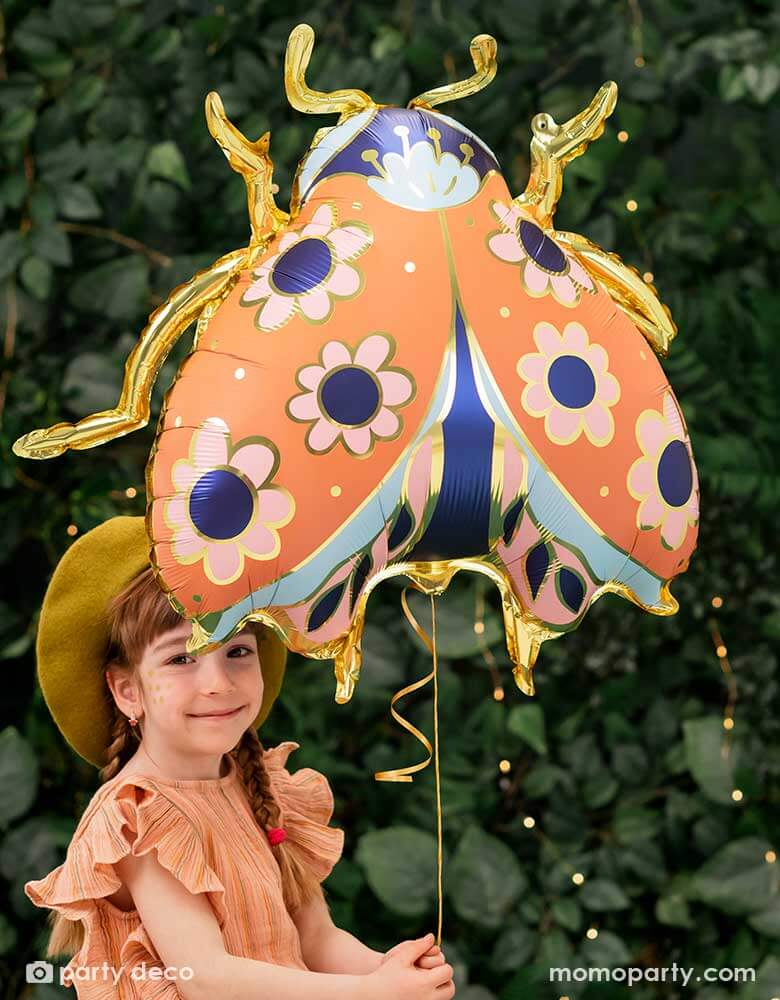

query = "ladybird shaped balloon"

[14,24,700,722]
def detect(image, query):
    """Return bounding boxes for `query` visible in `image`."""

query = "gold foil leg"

[205,92,290,253]
[509,624,540,697]
[12,248,246,460]
[553,231,676,356]
[284,24,373,117]
[333,629,363,704]
[408,34,497,110]
[515,81,617,230]
[492,568,540,696]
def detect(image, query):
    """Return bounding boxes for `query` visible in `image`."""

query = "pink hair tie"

[267,827,287,846]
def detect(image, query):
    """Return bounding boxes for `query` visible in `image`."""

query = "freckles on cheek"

[155,678,174,706]
[144,667,174,706]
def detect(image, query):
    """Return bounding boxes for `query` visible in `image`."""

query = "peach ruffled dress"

[24,741,344,998]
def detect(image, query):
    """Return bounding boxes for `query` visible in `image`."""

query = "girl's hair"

[46,566,322,959]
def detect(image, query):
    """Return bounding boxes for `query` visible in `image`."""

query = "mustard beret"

[35,515,287,768]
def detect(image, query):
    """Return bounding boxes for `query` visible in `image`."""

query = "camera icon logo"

[26,961,54,984]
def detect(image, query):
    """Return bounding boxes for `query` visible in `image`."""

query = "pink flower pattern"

[487,200,595,307]
[627,392,699,551]
[165,417,294,585]
[286,335,414,456]
[240,202,372,331]
[518,321,620,447]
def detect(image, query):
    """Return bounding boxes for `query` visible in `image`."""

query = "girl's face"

[126,622,264,756]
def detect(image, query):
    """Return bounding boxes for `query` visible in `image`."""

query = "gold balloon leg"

[12,248,247,460]
[333,616,364,704]
[375,587,444,948]
[499,586,540,696]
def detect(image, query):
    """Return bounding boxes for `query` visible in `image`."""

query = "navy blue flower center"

[189,470,254,540]
[547,355,596,409]
[272,238,332,295]
[519,220,566,273]
[320,367,381,425]
[657,440,693,507]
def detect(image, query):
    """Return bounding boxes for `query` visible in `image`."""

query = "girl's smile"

[188,704,248,720]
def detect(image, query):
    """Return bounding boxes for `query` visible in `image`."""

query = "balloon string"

[374,587,443,948]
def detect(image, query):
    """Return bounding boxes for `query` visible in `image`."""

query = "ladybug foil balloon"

[14,24,700,706]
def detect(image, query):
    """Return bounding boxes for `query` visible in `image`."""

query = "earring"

[128,715,138,727]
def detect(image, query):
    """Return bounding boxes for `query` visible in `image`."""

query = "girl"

[24,516,454,1000]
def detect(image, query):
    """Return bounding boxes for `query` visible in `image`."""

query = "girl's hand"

[381,937,447,971]
[415,943,446,970]
[366,934,454,1000]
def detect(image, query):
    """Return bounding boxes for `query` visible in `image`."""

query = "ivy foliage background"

[1,1,778,998]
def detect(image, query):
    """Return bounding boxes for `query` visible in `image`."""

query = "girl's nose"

[198,654,236,693]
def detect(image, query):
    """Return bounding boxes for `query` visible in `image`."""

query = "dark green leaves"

[683,717,738,804]
[68,256,150,320]
[0,729,38,828]
[692,838,778,917]
[355,826,439,916]
[579,879,631,912]
[448,826,527,928]
[507,703,547,755]
[146,142,192,192]
[57,182,102,220]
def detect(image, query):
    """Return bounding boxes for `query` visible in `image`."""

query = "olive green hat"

[35,515,287,768]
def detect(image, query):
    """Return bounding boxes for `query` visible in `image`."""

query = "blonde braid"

[231,728,323,914]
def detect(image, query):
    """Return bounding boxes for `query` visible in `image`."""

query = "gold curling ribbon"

[374,586,444,947]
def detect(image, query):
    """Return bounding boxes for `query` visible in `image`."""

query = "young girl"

[24,516,454,1000]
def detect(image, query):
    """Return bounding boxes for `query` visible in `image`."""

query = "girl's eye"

[166,644,253,666]
[167,654,194,666]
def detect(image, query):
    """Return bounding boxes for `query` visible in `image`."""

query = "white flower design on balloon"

[365,124,481,210]
[286,334,415,457]
[165,417,294,585]
[240,202,373,332]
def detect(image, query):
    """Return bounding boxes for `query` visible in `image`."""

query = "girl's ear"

[105,663,142,718]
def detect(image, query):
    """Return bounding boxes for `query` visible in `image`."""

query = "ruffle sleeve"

[24,777,229,996]
[263,741,345,885]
